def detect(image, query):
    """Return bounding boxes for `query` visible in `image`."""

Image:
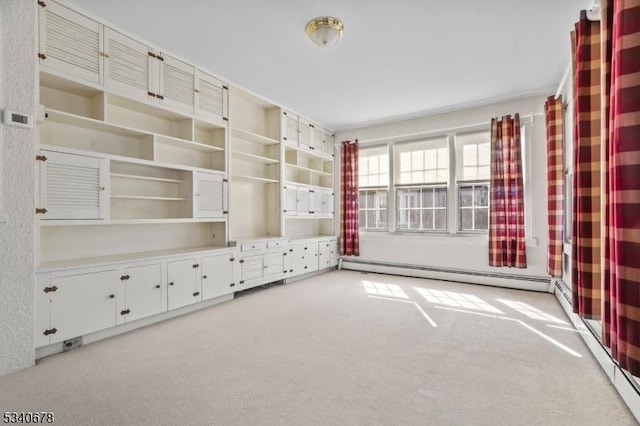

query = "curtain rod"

[357,112,542,145]
[554,65,571,100]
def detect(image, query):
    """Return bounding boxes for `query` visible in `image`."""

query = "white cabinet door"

[264,251,285,280]
[299,118,312,151]
[304,242,320,273]
[297,186,310,216]
[317,188,334,217]
[39,150,108,220]
[329,239,339,267]
[195,172,227,218]
[167,258,201,310]
[284,185,298,216]
[282,111,299,147]
[121,264,163,323]
[311,126,323,153]
[318,241,332,269]
[48,269,119,344]
[104,28,155,103]
[239,255,263,287]
[195,70,227,123]
[201,252,234,300]
[158,53,195,115]
[38,1,103,84]
[323,131,335,156]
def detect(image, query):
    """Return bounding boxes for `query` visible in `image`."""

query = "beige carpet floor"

[0,270,636,425]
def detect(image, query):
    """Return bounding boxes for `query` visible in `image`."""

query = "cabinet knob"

[193,292,200,297]
[155,285,161,289]
[108,294,115,299]
[169,282,174,286]
[230,283,235,287]
[203,275,208,279]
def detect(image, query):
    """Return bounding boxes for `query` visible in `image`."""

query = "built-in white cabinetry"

[167,258,202,310]
[38,1,104,85]
[195,172,227,218]
[195,70,228,124]
[201,252,235,300]
[118,263,163,323]
[310,187,334,217]
[38,150,109,220]
[36,268,119,346]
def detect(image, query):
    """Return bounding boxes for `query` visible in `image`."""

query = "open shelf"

[232,128,279,146]
[232,151,279,164]
[46,109,145,138]
[232,174,279,184]
[156,134,224,153]
[110,173,184,184]
[111,195,188,201]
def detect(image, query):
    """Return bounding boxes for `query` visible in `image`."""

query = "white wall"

[0,0,38,376]
[336,95,550,279]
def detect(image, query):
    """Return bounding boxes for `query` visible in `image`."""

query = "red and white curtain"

[489,115,527,268]
[571,0,640,375]
[571,11,602,319]
[340,141,359,256]
[545,96,565,278]
[600,0,640,375]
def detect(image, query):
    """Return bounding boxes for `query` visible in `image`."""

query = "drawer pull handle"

[193,292,200,297]
[120,309,130,316]
[230,258,235,262]
[240,280,245,284]
[230,283,235,287]
[43,328,57,336]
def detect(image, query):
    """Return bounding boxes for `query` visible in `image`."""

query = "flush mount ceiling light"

[305,16,344,47]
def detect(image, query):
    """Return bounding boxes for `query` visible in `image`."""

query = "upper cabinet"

[38,1,104,85]
[158,53,196,115]
[195,70,228,124]
[104,28,154,102]
[281,110,334,159]
[282,110,299,148]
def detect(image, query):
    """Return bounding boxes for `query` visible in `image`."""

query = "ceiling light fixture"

[305,16,344,47]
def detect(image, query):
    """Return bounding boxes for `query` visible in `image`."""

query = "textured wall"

[0,0,37,376]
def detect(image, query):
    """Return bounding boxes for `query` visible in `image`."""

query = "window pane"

[408,190,420,208]
[400,152,411,172]
[409,210,420,229]
[424,170,437,183]
[477,166,490,180]
[397,189,408,209]
[475,208,489,230]
[435,188,447,207]
[434,209,447,230]
[379,174,389,186]
[425,149,437,169]
[437,170,449,183]
[411,171,423,184]
[359,159,368,175]
[376,191,388,208]
[421,209,434,229]
[397,209,408,229]
[367,211,376,228]
[359,176,368,187]
[399,172,411,184]
[379,155,389,173]
[369,175,379,186]
[478,143,490,166]
[379,209,388,228]
[359,192,366,208]
[463,166,476,180]
[460,186,473,207]
[365,192,374,208]
[422,188,434,208]
[463,144,477,166]
[474,185,489,206]
[412,151,424,170]
[359,210,366,227]
[460,209,473,230]
[369,157,379,174]
[437,148,448,168]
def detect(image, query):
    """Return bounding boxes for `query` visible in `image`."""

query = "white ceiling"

[68,0,591,130]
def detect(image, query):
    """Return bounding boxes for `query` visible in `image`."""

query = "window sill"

[359,231,538,247]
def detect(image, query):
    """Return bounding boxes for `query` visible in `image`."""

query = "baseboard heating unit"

[341,259,552,293]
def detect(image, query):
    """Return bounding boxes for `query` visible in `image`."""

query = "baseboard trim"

[553,282,640,421]
[341,259,551,292]
[35,293,235,360]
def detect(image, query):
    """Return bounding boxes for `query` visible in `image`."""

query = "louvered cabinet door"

[158,54,195,115]
[240,255,264,287]
[284,185,298,216]
[39,150,108,220]
[264,252,285,280]
[38,1,103,84]
[195,172,226,218]
[195,70,227,123]
[282,111,299,147]
[104,28,154,103]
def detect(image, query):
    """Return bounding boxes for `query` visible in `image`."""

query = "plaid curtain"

[601,0,640,376]
[340,141,359,256]
[571,12,602,319]
[545,96,565,278]
[489,115,527,268]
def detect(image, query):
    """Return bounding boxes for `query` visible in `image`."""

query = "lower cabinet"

[36,269,119,346]
[329,238,339,267]
[201,252,235,300]
[167,258,202,311]
[118,263,163,324]
[290,241,319,276]
[318,240,332,269]
[238,249,286,289]
[239,255,263,288]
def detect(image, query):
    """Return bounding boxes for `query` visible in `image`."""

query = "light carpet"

[0,270,636,425]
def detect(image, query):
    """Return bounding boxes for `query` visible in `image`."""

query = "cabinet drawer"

[241,241,267,252]
[267,239,288,249]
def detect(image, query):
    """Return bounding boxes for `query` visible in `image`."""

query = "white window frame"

[359,187,389,231]
[396,184,448,232]
[457,182,490,232]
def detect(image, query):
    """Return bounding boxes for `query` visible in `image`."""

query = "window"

[394,137,448,231]
[359,146,389,230]
[397,187,447,230]
[459,184,489,231]
[455,131,491,231]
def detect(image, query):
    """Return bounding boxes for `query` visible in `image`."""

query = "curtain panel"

[571,12,602,319]
[545,96,565,278]
[601,0,640,375]
[489,115,527,268]
[340,141,360,256]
